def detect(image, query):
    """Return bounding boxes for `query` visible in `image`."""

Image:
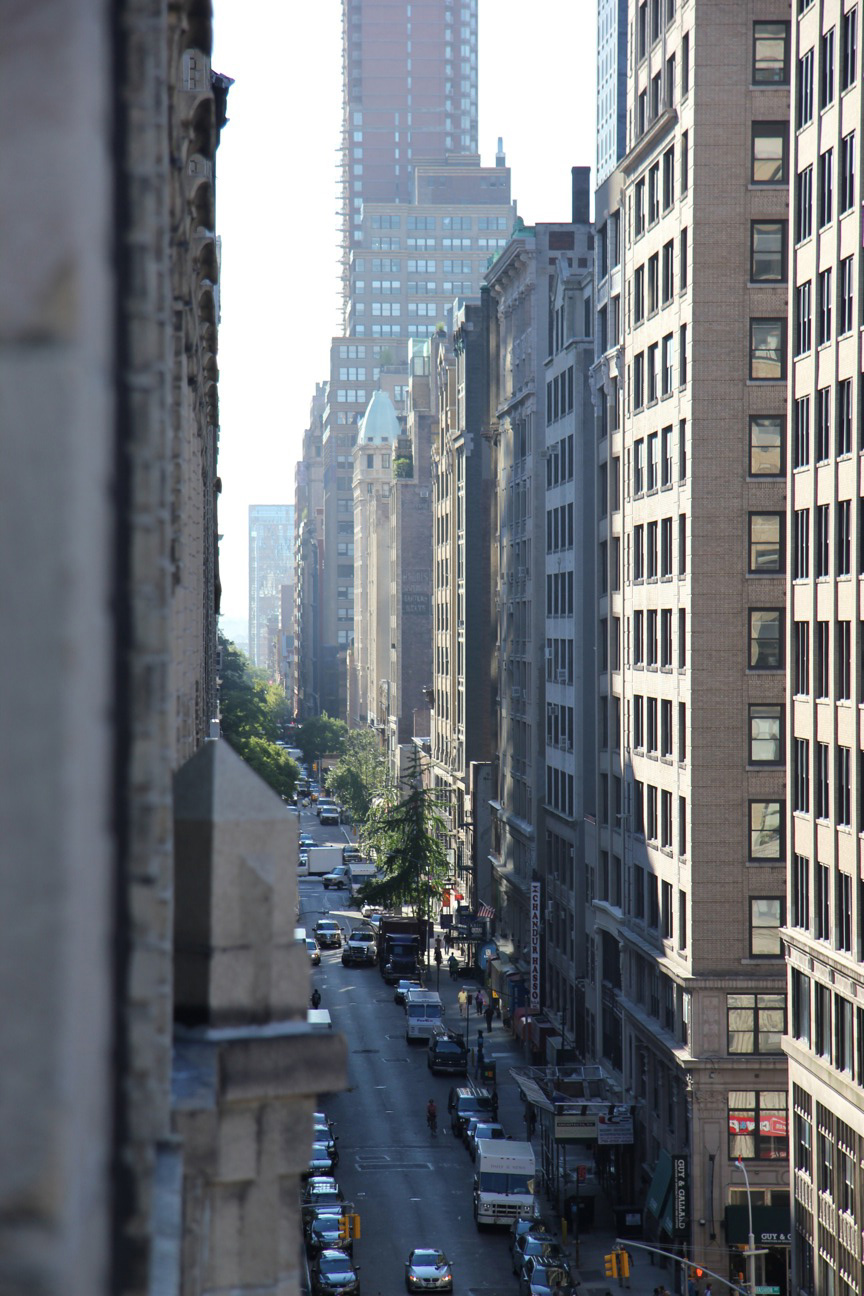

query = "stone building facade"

[0,4,344,1293]
[590,0,790,1279]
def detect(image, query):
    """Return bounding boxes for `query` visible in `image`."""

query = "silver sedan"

[405,1248,453,1292]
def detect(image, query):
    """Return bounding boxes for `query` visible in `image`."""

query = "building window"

[794,620,810,694]
[754,22,789,84]
[795,281,812,355]
[751,123,788,184]
[662,145,675,209]
[837,499,851,575]
[815,503,830,576]
[836,619,851,699]
[840,132,856,212]
[816,386,831,460]
[837,379,853,455]
[819,147,834,225]
[728,1090,788,1159]
[751,220,787,282]
[841,8,858,92]
[750,415,783,475]
[815,741,830,818]
[794,737,811,813]
[749,703,783,764]
[749,512,783,572]
[815,861,830,940]
[749,609,783,669]
[839,256,854,335]
[792,975,811,1049]
[750,801,784,861]
[792,854,810,929]
[818,267,832,344]
[793,396,810,468]
[836,747,852,827]
[728,993,786,1053]
[796,164,813,242]
[798,47,815,126]
[821,27,835,109]
[750,319,786,379]
[750,897,785,956]
[816,621,829,696]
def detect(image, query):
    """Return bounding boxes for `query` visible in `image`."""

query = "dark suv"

[447,1083,494,1136]
[428,1029,468,1075]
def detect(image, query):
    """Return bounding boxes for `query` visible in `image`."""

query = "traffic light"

[604,1253,620,1278]
[690,1268,704,1281]
[338,1216,350,1242]
[619,1251,631,1279]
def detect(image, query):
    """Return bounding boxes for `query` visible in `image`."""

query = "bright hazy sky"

[212,1,597,630]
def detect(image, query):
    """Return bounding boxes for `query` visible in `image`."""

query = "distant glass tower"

[339,0,479,297]
[248,505,294,669]
[595,0,627,184]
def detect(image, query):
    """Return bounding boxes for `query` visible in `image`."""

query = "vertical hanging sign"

[530,882,542,1010]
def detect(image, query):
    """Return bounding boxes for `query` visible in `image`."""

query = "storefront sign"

[671,1155,689,1237]
[597,1106,634,1145]
[529,882,541,1010]
[554,1113,598,1140]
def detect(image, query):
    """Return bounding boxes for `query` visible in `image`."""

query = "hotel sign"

[529,882,541,1010]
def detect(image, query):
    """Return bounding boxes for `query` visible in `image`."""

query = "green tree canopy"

[356,748,448,921]
[296,713,348,769]
[327,729,389,825]
[217,635,298,799]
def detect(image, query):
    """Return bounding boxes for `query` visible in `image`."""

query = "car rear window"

[435,1041,463,1054]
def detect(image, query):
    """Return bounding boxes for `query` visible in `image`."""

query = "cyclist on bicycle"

[426,1098,437,1133]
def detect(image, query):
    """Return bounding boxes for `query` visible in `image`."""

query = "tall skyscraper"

[591,1,790,1280]
[786,5,864,1294]
[340,0,479,306]
[302,0,515,720]
[248,504,294,670]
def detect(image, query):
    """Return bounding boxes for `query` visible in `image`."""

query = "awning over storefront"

[724,1205,792,1247]
[644,1148,673,1222]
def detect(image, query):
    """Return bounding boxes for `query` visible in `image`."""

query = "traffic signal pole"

[613,1239,751,1295]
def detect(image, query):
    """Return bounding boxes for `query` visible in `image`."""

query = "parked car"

[299,834,316,850]
[312,1122,338,1163]
[303,1143,337,1179]
[517,1257,577,1296]
[301,1177,344,1225]
[314,919,343,949]
[307,937,321,966]
[394,978,422,1005]
[427,1028,468,1075]
[466,1120,506,1159]
[304,1212,351,1258]
[447,1085,494,1137]
[310,1248,360,1296]
[318,801,341,825]
[508,1216,550,1263]
[405,1248,453,1292]
[512,1235,567,1279]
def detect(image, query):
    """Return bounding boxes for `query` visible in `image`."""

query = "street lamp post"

[734,1157,758,1296]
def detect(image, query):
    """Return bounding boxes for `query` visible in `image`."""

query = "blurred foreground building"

[0,4,344,1294]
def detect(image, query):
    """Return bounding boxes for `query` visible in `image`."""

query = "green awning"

[724,1205,792,1246]
[644,1149,673,1221]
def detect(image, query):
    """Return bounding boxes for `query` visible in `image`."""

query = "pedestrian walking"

[475,990,483,1016]
[449,953,459,981]
[443,930,451,954]
[484,1003,494,1033]
[490,1087,499,1121]
[474,1030,485,1077]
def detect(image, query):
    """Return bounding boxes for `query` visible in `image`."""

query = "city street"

[296,807,524,1295]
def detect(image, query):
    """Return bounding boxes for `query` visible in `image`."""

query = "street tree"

[296,713,347,775]
[217,635,298,798]
[356,748,448,927]
[326,729,389,825]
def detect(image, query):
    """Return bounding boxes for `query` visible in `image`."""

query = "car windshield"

[525,1241,562,1258]
[350,931,373,942]
[435,1041,463,1054]
[412,1251,446,1267]
[307,940,317,951]
[317,923,338,931]
[320,1255,352,1274]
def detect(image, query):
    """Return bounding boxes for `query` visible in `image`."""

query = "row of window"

[797,11,859,131]
[632,514,686,581]
[795,134,856,244]
[633,140,686,238]
[792,738,853,825]
[792,618,854,699]
[357,259,475,275]
[545,367,576,423]
[546,502,574,553]
[367,237,505,252]
[792,382,855,467]
[632,231,688,326]
[791,854,856,952]
[630,327,687,408]
[792,500,853,580]
[794,255,855,353]
[792,974,861,1088]
[631,605,686,670]
[368,213,504,232]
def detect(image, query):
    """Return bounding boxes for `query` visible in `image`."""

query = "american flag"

[477,902,495,919]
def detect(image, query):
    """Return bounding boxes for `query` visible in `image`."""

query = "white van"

[404,988,444,1042]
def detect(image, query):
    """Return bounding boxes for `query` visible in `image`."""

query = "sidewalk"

[429,931,673,1296]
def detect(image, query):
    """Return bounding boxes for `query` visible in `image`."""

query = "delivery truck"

[403,988,444,1041]
[473,1140,536,1228]
[305,845,347,877]
[377,916,427,984]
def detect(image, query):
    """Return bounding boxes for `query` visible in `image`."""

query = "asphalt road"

[296,807,525,1296]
